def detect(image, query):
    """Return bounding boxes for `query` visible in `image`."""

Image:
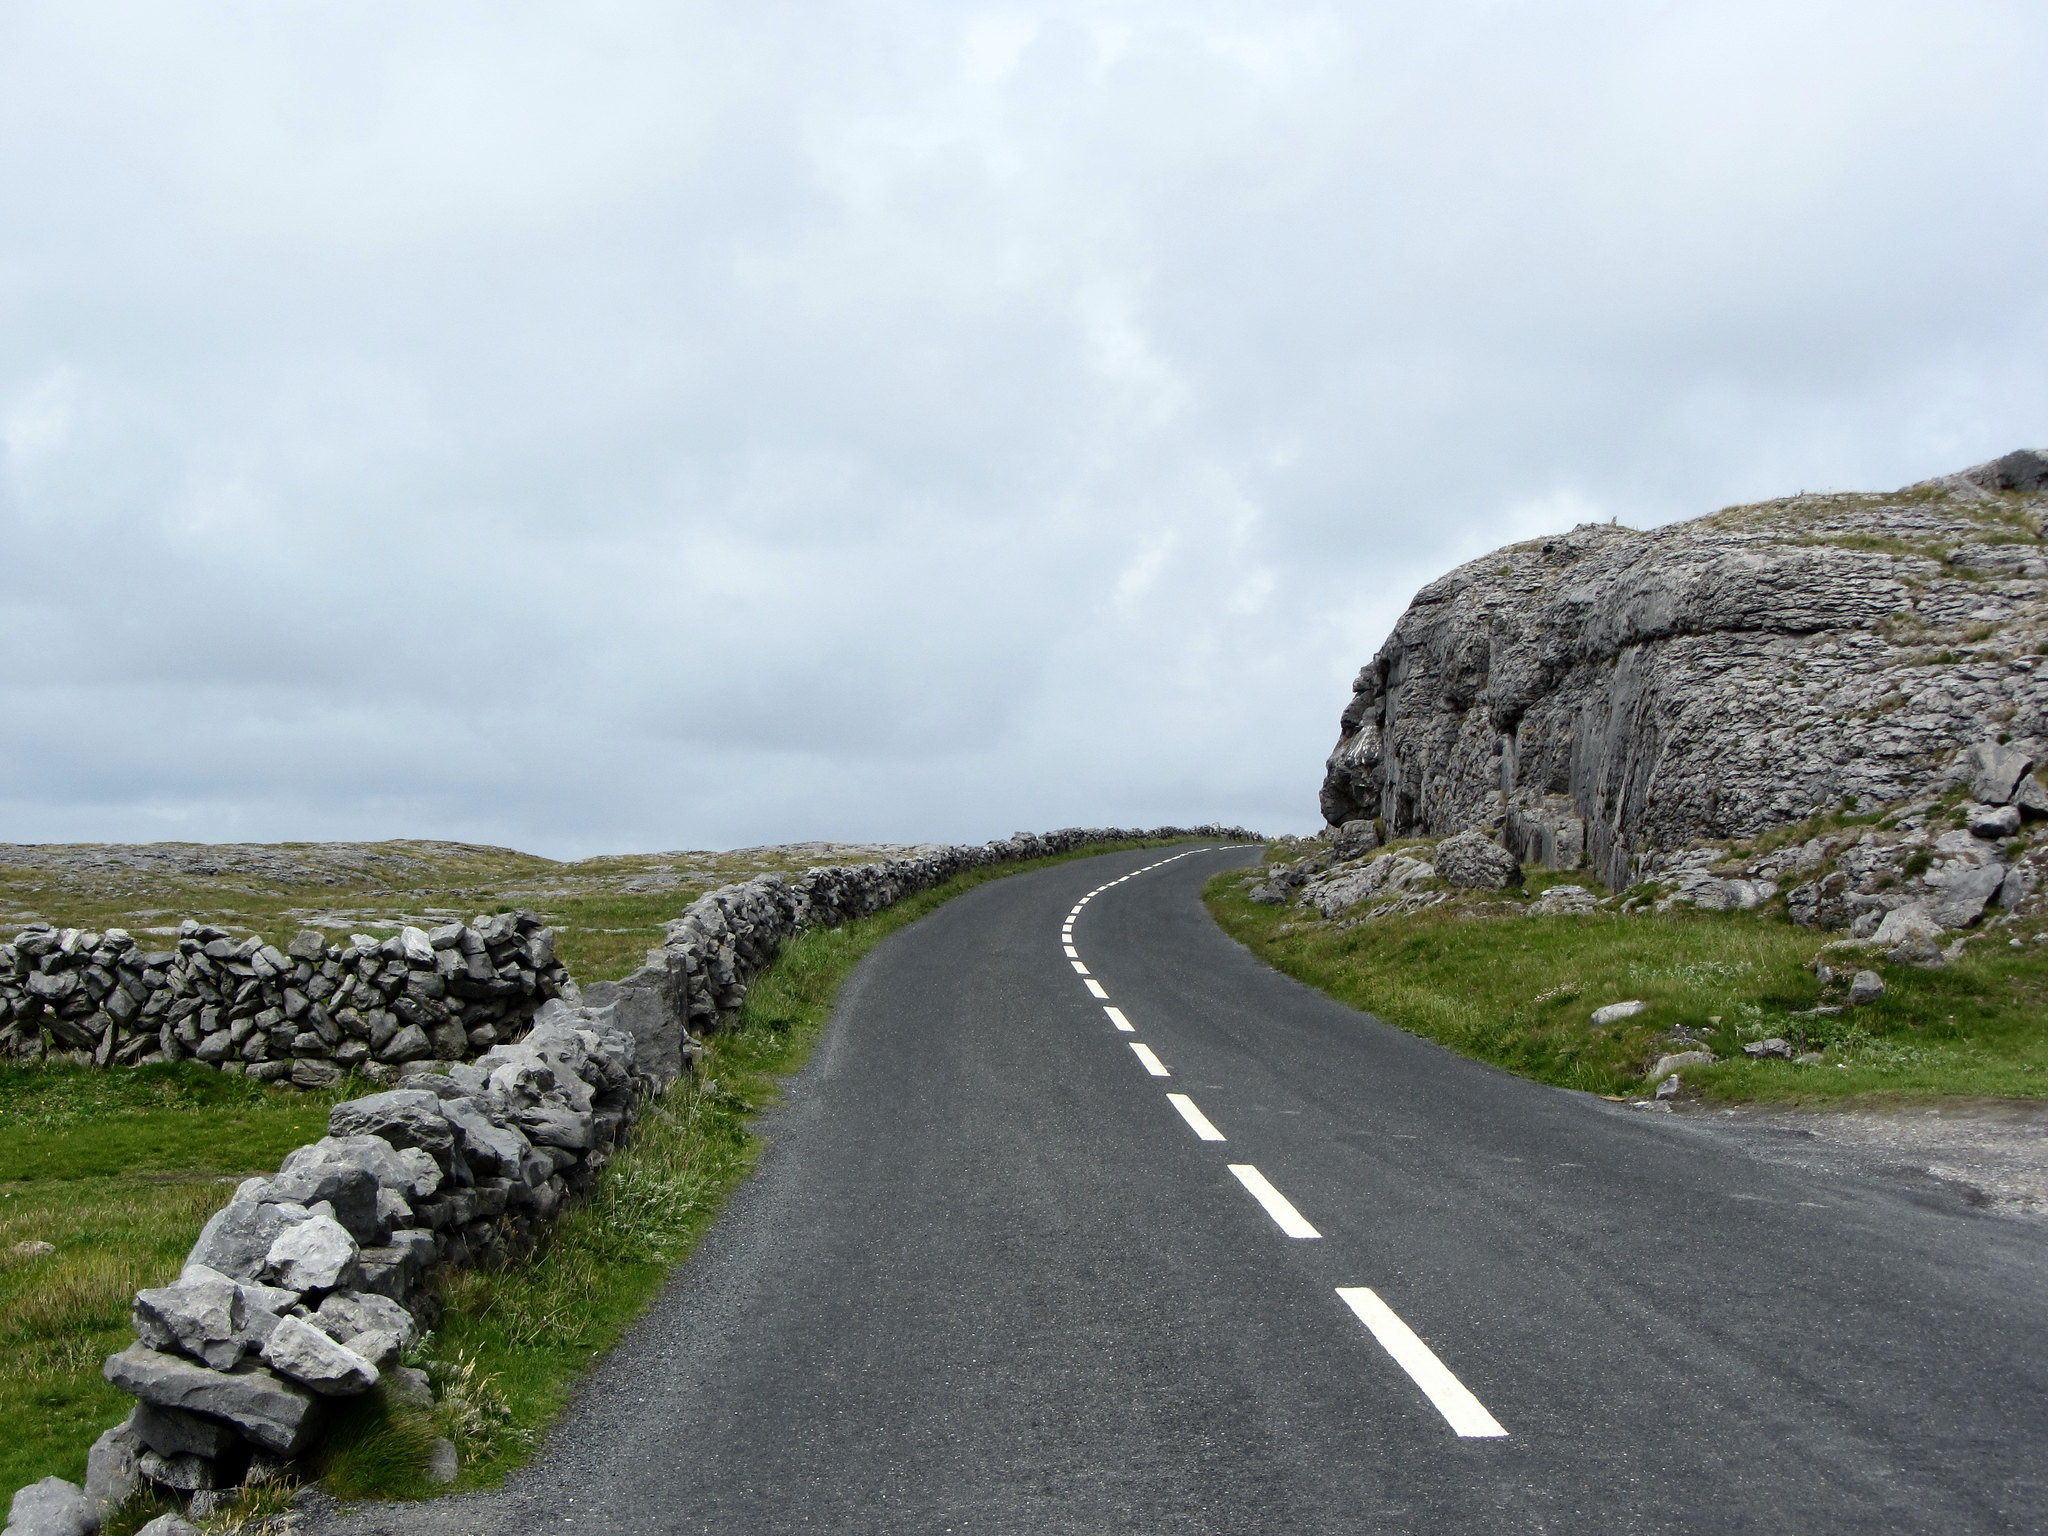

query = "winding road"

[328,843,2048,1534]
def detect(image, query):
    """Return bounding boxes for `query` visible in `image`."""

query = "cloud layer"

[3,1,2045,856]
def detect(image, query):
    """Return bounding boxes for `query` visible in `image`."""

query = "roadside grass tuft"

[1207,871,2048,1104]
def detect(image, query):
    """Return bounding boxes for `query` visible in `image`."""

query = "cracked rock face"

[1319,451,2048,888]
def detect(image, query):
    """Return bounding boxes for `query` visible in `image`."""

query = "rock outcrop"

[1320,450,2048,888]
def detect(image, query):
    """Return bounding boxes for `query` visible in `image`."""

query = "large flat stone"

[103,1344,321,1456]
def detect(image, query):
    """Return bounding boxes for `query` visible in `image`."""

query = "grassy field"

[2,838,1189,1518]
[0,1065,358,1499]
[0,837,940,985]
[1206,868,2048,1103]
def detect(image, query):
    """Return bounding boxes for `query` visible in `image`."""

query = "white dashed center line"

[1167,1093,1226,1141]
[1084,979,1108,999]
[1335,1288,1508,1438]
[1129,1042,1171,1076]
[1063,945,1080,958]
[1103,1006,1133,1031]
[1228,1164,1321,1239]
[1070,959,1090,975]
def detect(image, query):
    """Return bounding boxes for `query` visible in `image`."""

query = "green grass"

[1206,870,2048,1104]
[0,1064,359,1499]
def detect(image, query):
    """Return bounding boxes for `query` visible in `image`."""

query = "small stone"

[186,1199,313,1283]
[1793,1052,1826,1066]
[424,1436,459,1486]
[1653,1074,1680,1099]
[134,1516,202,1536]
[132,1274,245,1369]
[1847,970,1886,1005]
[1967,802,2023,839]
[1649,1050,1716,1079]
[1433,830,1523,890]
[292,1058,345,1090]
[385,1364,433,1407]
[131,1401,239,1460]
[261,1315,379,1396]
[10,1239,55,1258]
[1743,1038,1795,1059]
[1533,884,1598,914]
[1887,933,1947,969]
[378,1023,434,1063]
[265,1212,360,1293]
[5,1476,93,1536]
[84,1417,142,1518]
[1590,1000,1646,1026]
[137,1449,216,1492]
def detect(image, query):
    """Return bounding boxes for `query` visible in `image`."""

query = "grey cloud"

[1,1,2044,856]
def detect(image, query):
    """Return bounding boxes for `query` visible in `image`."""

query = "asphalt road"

[329,844,2048,1534]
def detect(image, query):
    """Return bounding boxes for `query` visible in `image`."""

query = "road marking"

[1227,1165,1321,1239]
[1167,1093,1225,1140]
[1130,1042,1171,1076]
[1063,945,1080,958]
[1070,959,1090,975]
[1085,979,1108,999]
[1103,1006,1134,1031]
[1335,1288,1507,1439]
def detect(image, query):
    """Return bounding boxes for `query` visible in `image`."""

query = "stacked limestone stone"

[3,825,1258,1535]
[0,914,572,1085]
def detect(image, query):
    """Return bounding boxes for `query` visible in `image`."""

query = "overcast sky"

[2,2,2044,858]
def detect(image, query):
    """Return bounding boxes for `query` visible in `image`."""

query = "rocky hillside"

[1320,449,2048,889]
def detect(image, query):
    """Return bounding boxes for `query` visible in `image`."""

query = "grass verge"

[199,838,1197,1509]
[1205,870,2048,1104]
[0,1065,358,1499]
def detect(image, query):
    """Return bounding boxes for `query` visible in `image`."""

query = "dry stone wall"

[2,825,1257,1536]
[1318,449,2048,889]
[0,913,571,1087]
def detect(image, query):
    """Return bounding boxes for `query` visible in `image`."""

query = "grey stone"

[1743,1038,1796,1059]
[287,930,327,961]
[327,1089,455,1160]
[1295,852,1436,918]
[1532,884,1598,914]
[131,1400,239,1459]
[1888,933,1948,968]
[84,1417,141,1518]
[133,1516,201,1536]
[1653,1074,1680,1100]
[311,1290,418,1352]
[292,1059,344,1090]
[1590,1000,1646,1026]
[425,1437,459,1486]
[441,1096,531,1175]
[1925,863,2008,928]
[264,1213,359,1293]
[185,1199,313,1283]
[1433,831,1523,891]
[1967,802,2023,839]
[1966,742,2035,806]
[386,1365,432,1407]
[102,1344,321,1455]
[1329,819,1380,860]
[4,1477,92,1536]
[1649,1050,1716,1078]
[136,1450,215,1492]
[1872,904,1945,946]
[379,1023,434,1063]
[262,1155,384,1245]
[261,1315,379,1396]
[132,1274,245,1369]
[1847,970,1886,1005]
